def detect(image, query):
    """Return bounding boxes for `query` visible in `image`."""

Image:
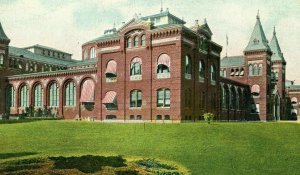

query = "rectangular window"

[157,90,164,107]
[137,115,142,120]
[156,115,162,120]
[130,115,134,120]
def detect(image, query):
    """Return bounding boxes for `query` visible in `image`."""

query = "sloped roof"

[0,22,10,42]
[140,11,186,25]
[9,46,76,65]
[68,58,97,67]
[269,28,285,62]
[244,16,270,52]
[221,56,245,67]
[23,44,72,55]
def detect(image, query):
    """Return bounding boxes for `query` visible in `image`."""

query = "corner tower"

[269,27,286,119]
[0,22,11,114]
[244,14,272,121]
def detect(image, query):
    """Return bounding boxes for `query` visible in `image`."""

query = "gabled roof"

[0,22,10,43]
[221,56,245,67]
[244,15,270,52]
[269,27,285,62]
[9,46,76,65]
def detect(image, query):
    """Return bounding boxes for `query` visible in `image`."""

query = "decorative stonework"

[42,79,49,87]
[74,75,83,84]
[56,77,65,86]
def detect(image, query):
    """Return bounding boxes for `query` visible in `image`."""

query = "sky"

[0,0,300,81]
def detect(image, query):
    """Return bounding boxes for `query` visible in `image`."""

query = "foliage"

[136,159,175,170]
[203,112,214,124]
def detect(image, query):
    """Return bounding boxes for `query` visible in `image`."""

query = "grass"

[0,120,300,174]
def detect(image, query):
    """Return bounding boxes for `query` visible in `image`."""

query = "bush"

[203,113,214,124]
[2,113,10,120]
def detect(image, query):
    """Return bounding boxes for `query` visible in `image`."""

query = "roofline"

[7,67,97,80]
[23,45,72,55]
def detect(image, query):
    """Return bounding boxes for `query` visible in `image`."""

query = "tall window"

[157,88,170,107]
[0,54,3,65]
[258,64,262,75]
[221,86,227,109]
[134,36,139,47]
[49,82,59,107]
[199,60,205,78]
[102,91,117,110]
[90,47,96,59]
[249,64,253,76]
[34,84,43,107]
[20,85,29,107]
[185,55,192,75]
[130,57,142,76]
[211,64,216,81]
[6,85,15,108]
[65,81,76,106]
[157,54,171,79]
[141,35,146,46]
[105,60,117,82]
[127,37,132,48]
[230,87,236,109]
[130,90,142,108]
[253,64,258,75]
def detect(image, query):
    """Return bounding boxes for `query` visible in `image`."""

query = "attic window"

[253,39,259,45]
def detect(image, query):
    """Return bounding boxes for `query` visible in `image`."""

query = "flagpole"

[226,33,228,57]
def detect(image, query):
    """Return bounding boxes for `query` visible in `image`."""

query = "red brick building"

[1,10,294,122]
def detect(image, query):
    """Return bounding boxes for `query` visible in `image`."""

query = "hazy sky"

[0,0,299,81]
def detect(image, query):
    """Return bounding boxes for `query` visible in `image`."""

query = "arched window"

[83,49,88,60]
[90,47,96,59]
[141,35,146,46]
[102,91,117,110]
[134,36,139,47]
[157,88,170,107]
[6,85,15,108]
[240,68,244,76]
[211,64,216,81]
[127,37,132,48]
[0,54,3,65]
[230,68,235,76]
[253,64,259,75]
[65,81,76,106]
[157,54,170,78]
[49,82,59,107]
[80,79,95,103]
[249,64,253,76]
[230,87,236,109]
[130,57,142,76]
[185,55,192,75]
[251,84,260,96]
[221,85,227,109]
[258,64,263,75]
[105,60,117,82]
[291,97,298,104]
[34,84,43,107]
[130,89,142,108]
[20,85,29,107]
[199,60,205,78]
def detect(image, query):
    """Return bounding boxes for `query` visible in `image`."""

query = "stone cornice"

[7,68,97,81]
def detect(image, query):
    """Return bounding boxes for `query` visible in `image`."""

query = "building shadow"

[0,152,37,160]
[49,155,126,173]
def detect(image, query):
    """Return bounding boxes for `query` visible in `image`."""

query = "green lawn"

[0,120,300,174]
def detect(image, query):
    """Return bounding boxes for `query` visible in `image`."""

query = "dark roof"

[23,44,72,55]
[269,28,285,62]
[287,85,300,89]
[0,22,10,42]
[221,56,245,67]
[244,16,270,52]
[9,46,76,65]
[68,58,97,67]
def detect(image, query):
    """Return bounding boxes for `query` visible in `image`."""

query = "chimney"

[195,20,199,26]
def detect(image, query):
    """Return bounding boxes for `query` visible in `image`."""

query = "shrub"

[203,113,214,124]
[136,159,175,170]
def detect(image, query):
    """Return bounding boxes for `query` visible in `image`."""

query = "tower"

[0,22,10,114]
[244,14,272,121]
[269,27,286,119]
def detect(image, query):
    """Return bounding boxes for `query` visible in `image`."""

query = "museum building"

[0,10,297,121]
